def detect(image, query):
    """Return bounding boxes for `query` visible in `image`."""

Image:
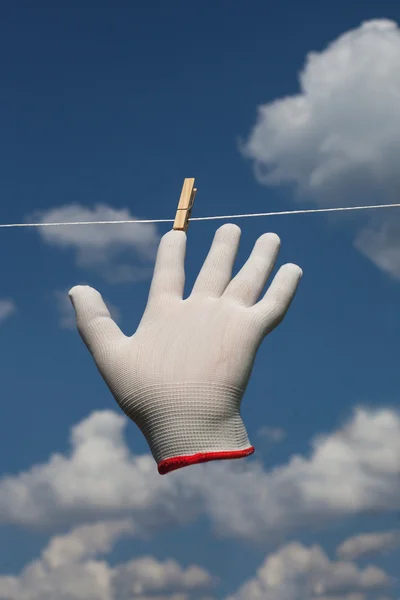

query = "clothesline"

[2,201,400,228]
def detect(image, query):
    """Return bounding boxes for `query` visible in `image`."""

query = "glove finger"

[146,230,186,307]
[190,223,241,298]
[69,285,125,354]
[251,263,303,333]
[223,232,281,306]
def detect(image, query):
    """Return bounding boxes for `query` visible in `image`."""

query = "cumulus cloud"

[0,299,16,322]
[194,407,400,542]
[0,407,399,544]
[354,223,400,280]
[337,530,400,561]
[0,519,214,600]
[1,525,395,600]
[30,204,160,282]
[54,289,120,329]
[243,19,400,279]
[226,541,392,600]
[0,410,202,532]
[256,425,286,442]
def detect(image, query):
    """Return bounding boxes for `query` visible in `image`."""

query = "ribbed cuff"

[158,445,255,475]
[118,381,253,474]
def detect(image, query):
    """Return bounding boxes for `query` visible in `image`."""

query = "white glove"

[69,224,302,474]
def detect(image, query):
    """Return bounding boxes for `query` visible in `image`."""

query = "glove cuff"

[158,446,255,475]
[118,381,253,474]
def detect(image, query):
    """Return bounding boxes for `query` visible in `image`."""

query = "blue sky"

[0,1,400,598]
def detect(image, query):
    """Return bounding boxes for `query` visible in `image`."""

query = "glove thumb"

[69,285,125,355]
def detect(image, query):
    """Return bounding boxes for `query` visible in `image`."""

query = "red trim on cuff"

[158,446,255,475]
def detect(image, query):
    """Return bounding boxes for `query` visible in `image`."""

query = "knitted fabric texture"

[69,223,302,474]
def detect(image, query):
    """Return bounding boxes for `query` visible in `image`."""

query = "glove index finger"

[147,229,186,306]
[69,285,125,353]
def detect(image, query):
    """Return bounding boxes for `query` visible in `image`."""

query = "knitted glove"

[69,224,302,474]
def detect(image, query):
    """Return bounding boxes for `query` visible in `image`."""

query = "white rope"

[3,202,400,228]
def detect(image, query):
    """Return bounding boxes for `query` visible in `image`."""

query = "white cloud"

[0,523,395,600]
[114,556,214,600]
[194,407,400,542]
[0,299,16,322]
[337,530,400,560]
[257,425,286,442]
[31,204,160,282]
[226,541,392,600]
[243,19,400,279]
[0,519,214,600]
[0,410,202,532]
[0,407,399,545]
[354,223,400,280]
[41,519,136,568]
[54,289,120,330]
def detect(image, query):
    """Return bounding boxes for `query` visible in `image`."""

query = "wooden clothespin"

[173,178,197,232]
